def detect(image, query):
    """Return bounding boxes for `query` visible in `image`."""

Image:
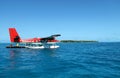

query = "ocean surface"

[0,42,120,78]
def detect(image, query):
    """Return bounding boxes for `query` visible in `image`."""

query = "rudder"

[9,28,21,42]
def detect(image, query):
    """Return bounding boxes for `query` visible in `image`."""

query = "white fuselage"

[25,42,59,49]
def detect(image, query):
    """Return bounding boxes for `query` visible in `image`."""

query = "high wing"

[40,34,61,43]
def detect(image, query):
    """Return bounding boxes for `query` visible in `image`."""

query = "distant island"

[60,40,98,43]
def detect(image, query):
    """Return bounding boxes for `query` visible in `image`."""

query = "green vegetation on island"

[60,40,98,43]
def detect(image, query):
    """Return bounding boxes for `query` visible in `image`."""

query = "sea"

[0,42,120,78]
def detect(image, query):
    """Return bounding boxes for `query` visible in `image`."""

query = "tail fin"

[9,28,21,42]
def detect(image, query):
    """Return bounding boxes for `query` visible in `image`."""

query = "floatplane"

[6,28,61,49]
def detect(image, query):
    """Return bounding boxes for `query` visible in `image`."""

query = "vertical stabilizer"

[9,28,21,42]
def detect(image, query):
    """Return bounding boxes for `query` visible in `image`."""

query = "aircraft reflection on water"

[8,48,58,70]
[6,28,61,49]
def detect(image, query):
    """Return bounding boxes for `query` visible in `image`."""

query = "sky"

[0,0,120,42]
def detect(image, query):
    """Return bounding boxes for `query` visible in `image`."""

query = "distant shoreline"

[60,40,98,43]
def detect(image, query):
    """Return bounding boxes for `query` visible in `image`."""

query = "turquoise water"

[0,42,120,78]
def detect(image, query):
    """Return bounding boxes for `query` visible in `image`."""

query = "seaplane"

[6,28,61,49]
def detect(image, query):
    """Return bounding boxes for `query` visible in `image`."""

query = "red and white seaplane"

[7,28,61,49]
